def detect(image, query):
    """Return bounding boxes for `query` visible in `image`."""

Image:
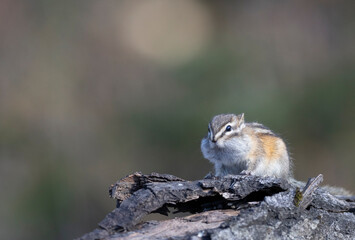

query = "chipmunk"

[201,113,353,196]
[200,113,290,178]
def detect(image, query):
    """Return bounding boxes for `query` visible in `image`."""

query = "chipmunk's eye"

[225,125,232,132]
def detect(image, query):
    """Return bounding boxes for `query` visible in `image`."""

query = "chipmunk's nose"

[211,137,216,143]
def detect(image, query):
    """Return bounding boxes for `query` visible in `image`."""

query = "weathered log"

[78,172,355,240]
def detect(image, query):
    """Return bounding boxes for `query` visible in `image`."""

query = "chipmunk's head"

[201,113,246,166]
[207,113,245,144]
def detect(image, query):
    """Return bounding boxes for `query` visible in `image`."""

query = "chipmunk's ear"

[238,113,245,123]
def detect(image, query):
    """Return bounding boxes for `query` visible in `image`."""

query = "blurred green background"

[1,1,354,239]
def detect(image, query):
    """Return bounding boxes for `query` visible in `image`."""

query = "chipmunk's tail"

[288,178,353,197]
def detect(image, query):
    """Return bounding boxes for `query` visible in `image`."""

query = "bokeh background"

[1,1,354,239]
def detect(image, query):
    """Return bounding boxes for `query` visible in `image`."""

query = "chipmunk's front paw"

[203,172,215,179]
[240,170,252,175]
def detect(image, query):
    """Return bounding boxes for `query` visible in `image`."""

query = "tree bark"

[78,172,355,240]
